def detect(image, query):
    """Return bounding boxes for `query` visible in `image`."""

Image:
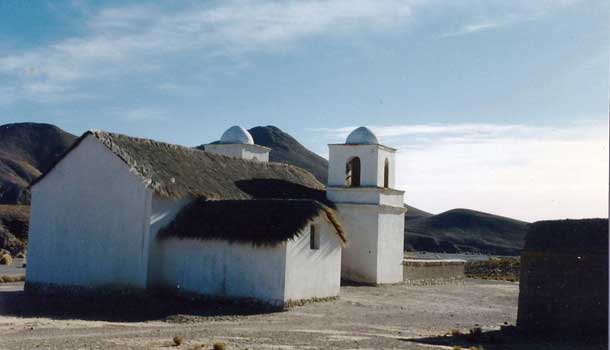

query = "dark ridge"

[405,208,529,255]
[248,126,329,184]
[405,205,433,220]
[0,123,76,172]
[0,122,76,204]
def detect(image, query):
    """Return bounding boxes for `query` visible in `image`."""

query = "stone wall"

[403,259,465,285]
[517,219,608,337]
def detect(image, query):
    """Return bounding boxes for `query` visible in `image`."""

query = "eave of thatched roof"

[157,199,346,246]
[30,130,327,202]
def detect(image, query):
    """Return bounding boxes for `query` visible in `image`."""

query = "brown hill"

[0,123,76,204]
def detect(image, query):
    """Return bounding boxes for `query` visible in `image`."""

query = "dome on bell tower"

[345,126,379,145]
[220,125,254,145]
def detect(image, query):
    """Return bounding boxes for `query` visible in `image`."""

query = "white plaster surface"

[336,205,380,283]
[376,212,405,283]
[146,195,191,286]
[204,143,270,162]
[153,238,287,304]
[284,217,342,301]
[27,135,152,288]
[326,187,404,207]
[153,215,342,304]
[327,141,404,285]
[328,145,396,188]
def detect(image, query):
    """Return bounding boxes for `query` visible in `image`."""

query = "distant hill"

[248,126,329,184]
[0,123,76,204]
[405,205,433,221]
[197,126,328,184]
[0,122,528,256]
[404,208,529,255]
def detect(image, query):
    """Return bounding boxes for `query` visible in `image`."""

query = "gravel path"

[0,279,540,349]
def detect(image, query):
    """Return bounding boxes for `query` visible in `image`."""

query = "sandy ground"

[0,280,603,349]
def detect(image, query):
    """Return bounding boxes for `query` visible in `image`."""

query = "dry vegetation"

[465,257,520,282]
[0,275,24,283]
[0,254,12,266]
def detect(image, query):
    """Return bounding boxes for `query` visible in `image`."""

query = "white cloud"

[439,0,584,37]
[0,0,587,104]
[314,120,608,222]
[0,0,418,104]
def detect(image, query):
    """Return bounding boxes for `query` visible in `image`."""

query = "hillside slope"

[0,122,528,256]
[404,208,529,255]
[0,123,76,204]
[248,126,329,184]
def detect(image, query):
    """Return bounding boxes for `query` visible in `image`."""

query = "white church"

[26,125,406,306]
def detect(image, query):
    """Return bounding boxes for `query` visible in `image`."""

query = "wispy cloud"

[0,0,587,105]
[313,120,608,221]
[0,0,417,105]
[441,18,522,37]
[439,0,584,37]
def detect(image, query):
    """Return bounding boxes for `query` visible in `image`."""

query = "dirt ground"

[0,280,603,350]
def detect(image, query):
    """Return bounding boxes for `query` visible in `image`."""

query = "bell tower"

[327,127,406,284]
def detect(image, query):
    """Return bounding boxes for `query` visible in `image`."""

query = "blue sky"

[0,0,608,221]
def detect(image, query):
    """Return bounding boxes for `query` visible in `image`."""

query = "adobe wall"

[517,219,608,337]
[402,259,465,285]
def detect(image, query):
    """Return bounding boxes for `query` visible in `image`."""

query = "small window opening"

[383,158,390,188]
[345,157,361,187]
[310,225,320,250]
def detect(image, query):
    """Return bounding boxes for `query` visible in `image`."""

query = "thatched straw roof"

[158,198,346,246]
[31,131,325,200]
[524,218,608,254]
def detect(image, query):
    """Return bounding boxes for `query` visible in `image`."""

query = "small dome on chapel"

[345,126,379,145]
[220,125,254,145]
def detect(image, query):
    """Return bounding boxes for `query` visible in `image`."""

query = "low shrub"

[0,275,25,283]
[213,341,226,350]
[466,327,483,342]
[451,329,463,337]
[0,254,12,265]
[173,335,183,346]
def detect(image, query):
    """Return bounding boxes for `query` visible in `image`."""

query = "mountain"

[404,208,529,255]
[0,122,527,256]
[405,205,433,221]
[0,123,76,204]
[248,126,329,184]
[196,126,328,184]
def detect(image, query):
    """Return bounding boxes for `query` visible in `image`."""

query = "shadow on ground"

[402,326,608,350]
[0,288,280,322]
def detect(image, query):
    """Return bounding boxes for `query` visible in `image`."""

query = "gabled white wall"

[151,214,342,304]
[27,135,152,289]
[284,217,342,301]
